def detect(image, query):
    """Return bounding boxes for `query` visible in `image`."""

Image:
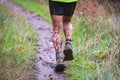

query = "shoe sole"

[63,49,74,61]
[55,64,66,73]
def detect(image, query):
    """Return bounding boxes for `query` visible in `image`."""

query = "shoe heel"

[55,64,66,73]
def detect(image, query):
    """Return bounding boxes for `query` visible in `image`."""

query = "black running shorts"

[49,0,77,16]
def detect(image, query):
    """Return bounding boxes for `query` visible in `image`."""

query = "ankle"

[56,52,64,59]
[66,39,72,45]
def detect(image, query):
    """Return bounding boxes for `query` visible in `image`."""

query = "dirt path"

[2,0,67,80]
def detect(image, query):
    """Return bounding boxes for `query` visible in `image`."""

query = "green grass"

[66,16,120,80]
[8,0,120,80]
[9,0,51,23]
[0,4,37,80]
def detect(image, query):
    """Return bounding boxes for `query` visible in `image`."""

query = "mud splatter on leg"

[51,15,63,53]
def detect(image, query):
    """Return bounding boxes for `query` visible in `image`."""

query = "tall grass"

[0,4,37,80]
[66,16,120,80]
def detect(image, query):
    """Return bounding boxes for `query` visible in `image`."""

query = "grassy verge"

[8,0,120,80]
[67,16,119,80]
[0,4,37,80]
[9,0,51,23]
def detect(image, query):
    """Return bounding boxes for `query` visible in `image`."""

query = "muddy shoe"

[63,43,74,61]
[55,53,65,73]
[55,64,66,73]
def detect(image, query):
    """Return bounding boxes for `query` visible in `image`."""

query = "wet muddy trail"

[2,0,67,80]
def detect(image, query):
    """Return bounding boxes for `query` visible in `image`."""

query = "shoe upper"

[65,43,72,50]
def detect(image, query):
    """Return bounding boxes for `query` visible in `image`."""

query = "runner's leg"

[51,15,63,53]
[63,16,73,40]
[62,2,77,61]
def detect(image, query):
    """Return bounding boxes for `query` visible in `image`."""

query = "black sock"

[66,39,72,44]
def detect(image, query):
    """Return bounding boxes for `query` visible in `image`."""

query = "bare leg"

[63,16,73,40]
[63,16,74,61]
[51,15,63,53]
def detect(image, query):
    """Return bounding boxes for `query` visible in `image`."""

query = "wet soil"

[2,0,67,80]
